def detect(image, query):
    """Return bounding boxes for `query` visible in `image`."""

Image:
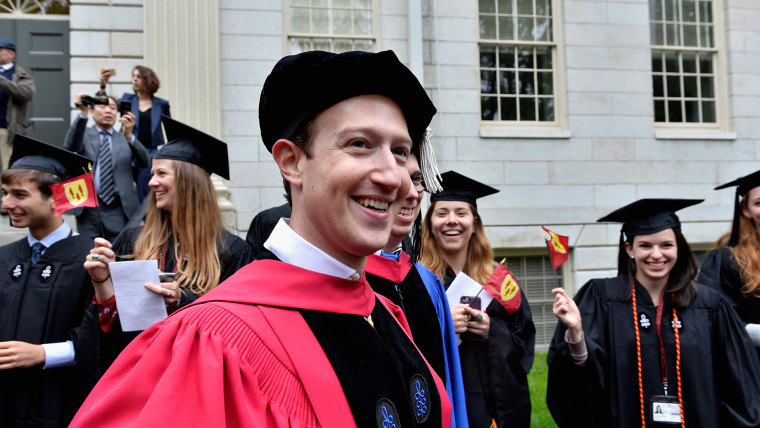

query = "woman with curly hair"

[699,170,760,354]
[420,171,535,428]
[83,116,251,368]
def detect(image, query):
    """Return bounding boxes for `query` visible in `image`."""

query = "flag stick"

[83,167,106,239]
[544,237,562,289]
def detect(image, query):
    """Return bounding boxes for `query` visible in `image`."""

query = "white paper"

[109,260,167,332]
[445,272,494,345]
[445,271,494,311]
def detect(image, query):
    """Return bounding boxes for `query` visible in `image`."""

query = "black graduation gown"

[547,276,760,428]
[444,267,536,428]
[0,235,100,427]
[100,226,252,368]
[245,203,291,259]
[699,246,760,324]
[365,252,447,383]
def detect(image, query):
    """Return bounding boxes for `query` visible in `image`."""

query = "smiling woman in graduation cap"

[419,171,536,428]
[82,116,252,369]
[699,170,760,355]
[547,198,760,428]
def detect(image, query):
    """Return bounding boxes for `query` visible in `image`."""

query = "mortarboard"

[597,198,703,239]
[0,39,16,52]
[714,169,760,246]
[156,116,229,179]
[8,134,93,180]
[429,171,499,207]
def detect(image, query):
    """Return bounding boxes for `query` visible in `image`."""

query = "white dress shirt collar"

[264,218,361,280]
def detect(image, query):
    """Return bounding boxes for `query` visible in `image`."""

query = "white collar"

[264,218,361,280]
[27,220,74,249]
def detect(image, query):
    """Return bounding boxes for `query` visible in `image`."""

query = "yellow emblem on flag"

[549,231,568,254]
[501,274,519,301]
[63,179,88,206]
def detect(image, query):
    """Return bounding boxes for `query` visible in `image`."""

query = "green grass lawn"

[529,351,557,427]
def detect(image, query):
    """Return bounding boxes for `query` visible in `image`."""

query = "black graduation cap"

[8,134,93,181]
[258,50,436,153]
[156,116,229,179]
[714,169,760,246]
[429,171,499,207]
[597,198,703,239]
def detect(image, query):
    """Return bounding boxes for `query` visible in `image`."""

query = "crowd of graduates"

[2,48,760,428]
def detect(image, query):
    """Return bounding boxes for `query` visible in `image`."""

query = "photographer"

[64,92,149,241]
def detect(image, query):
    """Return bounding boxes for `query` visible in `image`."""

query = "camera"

[76,95,109,108]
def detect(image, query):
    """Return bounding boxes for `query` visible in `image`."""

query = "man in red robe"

[71,50,452,427]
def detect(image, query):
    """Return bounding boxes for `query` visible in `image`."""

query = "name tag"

[651,395,681,424]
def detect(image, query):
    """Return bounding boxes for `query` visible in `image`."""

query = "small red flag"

[49,172,98,216]
[542,225,569,269]
[483,261,522,314]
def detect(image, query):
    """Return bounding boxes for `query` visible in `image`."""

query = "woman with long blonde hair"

[420,171,535,428]
[83,116,251,368]
[699,169,760,354]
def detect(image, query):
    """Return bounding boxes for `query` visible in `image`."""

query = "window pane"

[683,76,698,97]
[498,16,514,40]
[334,0,351,7]
[482,96,498,120]
[666,23,679,46]
[290,38,312,54]
[292,0,308,5]
[291,8,310,33]
[702,100,716,122]
[519,71,535,94]
[683,24,698,47]
[653,75,664,97]
[481,15,497,39]
[699,54,712,73]
[667,76,681,96]
[682,52,697,73]
[665,0,678,21]
[652,51,663,72]
[355,0,370,7]
[518,17,534,41]
[480,0,496,14]
[700,24,713,48]
[482,70,497,94]
[537,71,553,95]
[313,0,328,6]
[536,47,552,69]
[333,9,351,34]
[683,0,697,22]
[518,49,534,68]
[520,97,536,120]
[354,40,373,51]
[312,8,329,33]
[500,97,517,120]
[536,0,551,16]
[685,100,700,122]
[481,46,497,67]
[535,18,552,42]
[355,10,372,35]
[668,100,683,121]
[699,1,712,23]
[538,98,555,121]
[517,0,533,14]
[665,51,679,72]
[497,0,511,13]
[700,76,714,97]
[499,46,515,68]
[654,100,666,122]
[313,38,331,51]
[501,71,516,94]
[652,23,664,45]
[651,0,663,20]
[334,39,353,53]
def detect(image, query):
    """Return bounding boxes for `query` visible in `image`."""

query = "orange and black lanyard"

[631,277,685,427]
[159,241,179,274]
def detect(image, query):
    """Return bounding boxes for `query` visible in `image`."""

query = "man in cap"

[71,50,451,427]
[0,38,35,171]
[0,135,100,426]
[64,92,149,241]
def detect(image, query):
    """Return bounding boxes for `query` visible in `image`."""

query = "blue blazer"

[119,93,171,149]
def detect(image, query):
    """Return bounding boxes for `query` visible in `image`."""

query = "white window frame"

[283,0,380,55]
[650,0,733,140]
[478,0,568,139]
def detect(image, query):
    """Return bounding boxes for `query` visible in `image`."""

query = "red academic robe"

[70,259,451,427]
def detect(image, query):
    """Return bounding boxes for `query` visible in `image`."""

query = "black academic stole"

[301,298,442,428]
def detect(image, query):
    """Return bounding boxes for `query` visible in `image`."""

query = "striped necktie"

[31,242,44,264]
[98,131,116,204]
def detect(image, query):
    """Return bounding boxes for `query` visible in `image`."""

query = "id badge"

[651,395,681,424]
